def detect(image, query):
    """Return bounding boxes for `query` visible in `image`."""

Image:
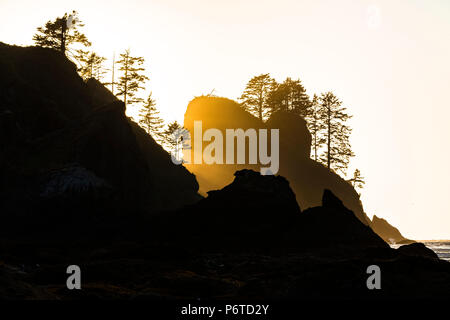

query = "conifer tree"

[267,77,311,118]
[307,94,325,162]
[318,91,354,175]
[139,93,165,143]
[33,11,91,56]
[163,121,185,160]
[77,51,107,81]
[116,49,149,109]
[348,168,365,194]
[239,73,276,121]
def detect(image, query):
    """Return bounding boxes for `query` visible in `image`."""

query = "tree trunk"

[111,53,115,94]
[327,102,331,169]
[124,56,128,108]
[60,21,66,54]
[259,92,263,121]
[314,129,317,161]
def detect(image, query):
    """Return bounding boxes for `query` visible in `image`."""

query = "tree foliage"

[317,92,354,175]
[77,51,107,81]
[267,77,311,118]
[348,168,365,194]
[238,74,357,179]
[116,49,149,109]
[239,73,276,121]
[139,93,165,143]
[33,11,91,56]
[163,121,186,160]
[307,94,326,161]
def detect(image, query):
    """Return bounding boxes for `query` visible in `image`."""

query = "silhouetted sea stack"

[183,96,415,245]
[183,96,370,225]
[0,42,199,220]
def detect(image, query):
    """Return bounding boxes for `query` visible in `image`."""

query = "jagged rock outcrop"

[284,188,388,251]
[162,170,386,252]
[163,169,301,250]
[205,169,301,214]
[183,96,370,225]
[370,215,413,244]
[0,42,199,217]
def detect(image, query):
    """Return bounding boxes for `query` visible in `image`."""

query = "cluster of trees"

[239,73,364,192]
[33,12,147,110]
[33,12,365,193]
[239,74,311,122]
[33,11,183,154]
[32,11,103,81]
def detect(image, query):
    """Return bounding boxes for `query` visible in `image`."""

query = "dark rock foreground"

[1,170,449,300]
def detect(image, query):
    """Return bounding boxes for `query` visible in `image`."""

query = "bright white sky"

[1,0,449,239]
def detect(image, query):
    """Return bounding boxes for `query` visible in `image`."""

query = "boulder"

[397,243,439,259]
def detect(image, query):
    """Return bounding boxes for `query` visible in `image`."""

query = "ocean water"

[422,241,450,262]
[392,241,450,262]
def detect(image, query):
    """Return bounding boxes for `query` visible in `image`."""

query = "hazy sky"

[1,0,449,239]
